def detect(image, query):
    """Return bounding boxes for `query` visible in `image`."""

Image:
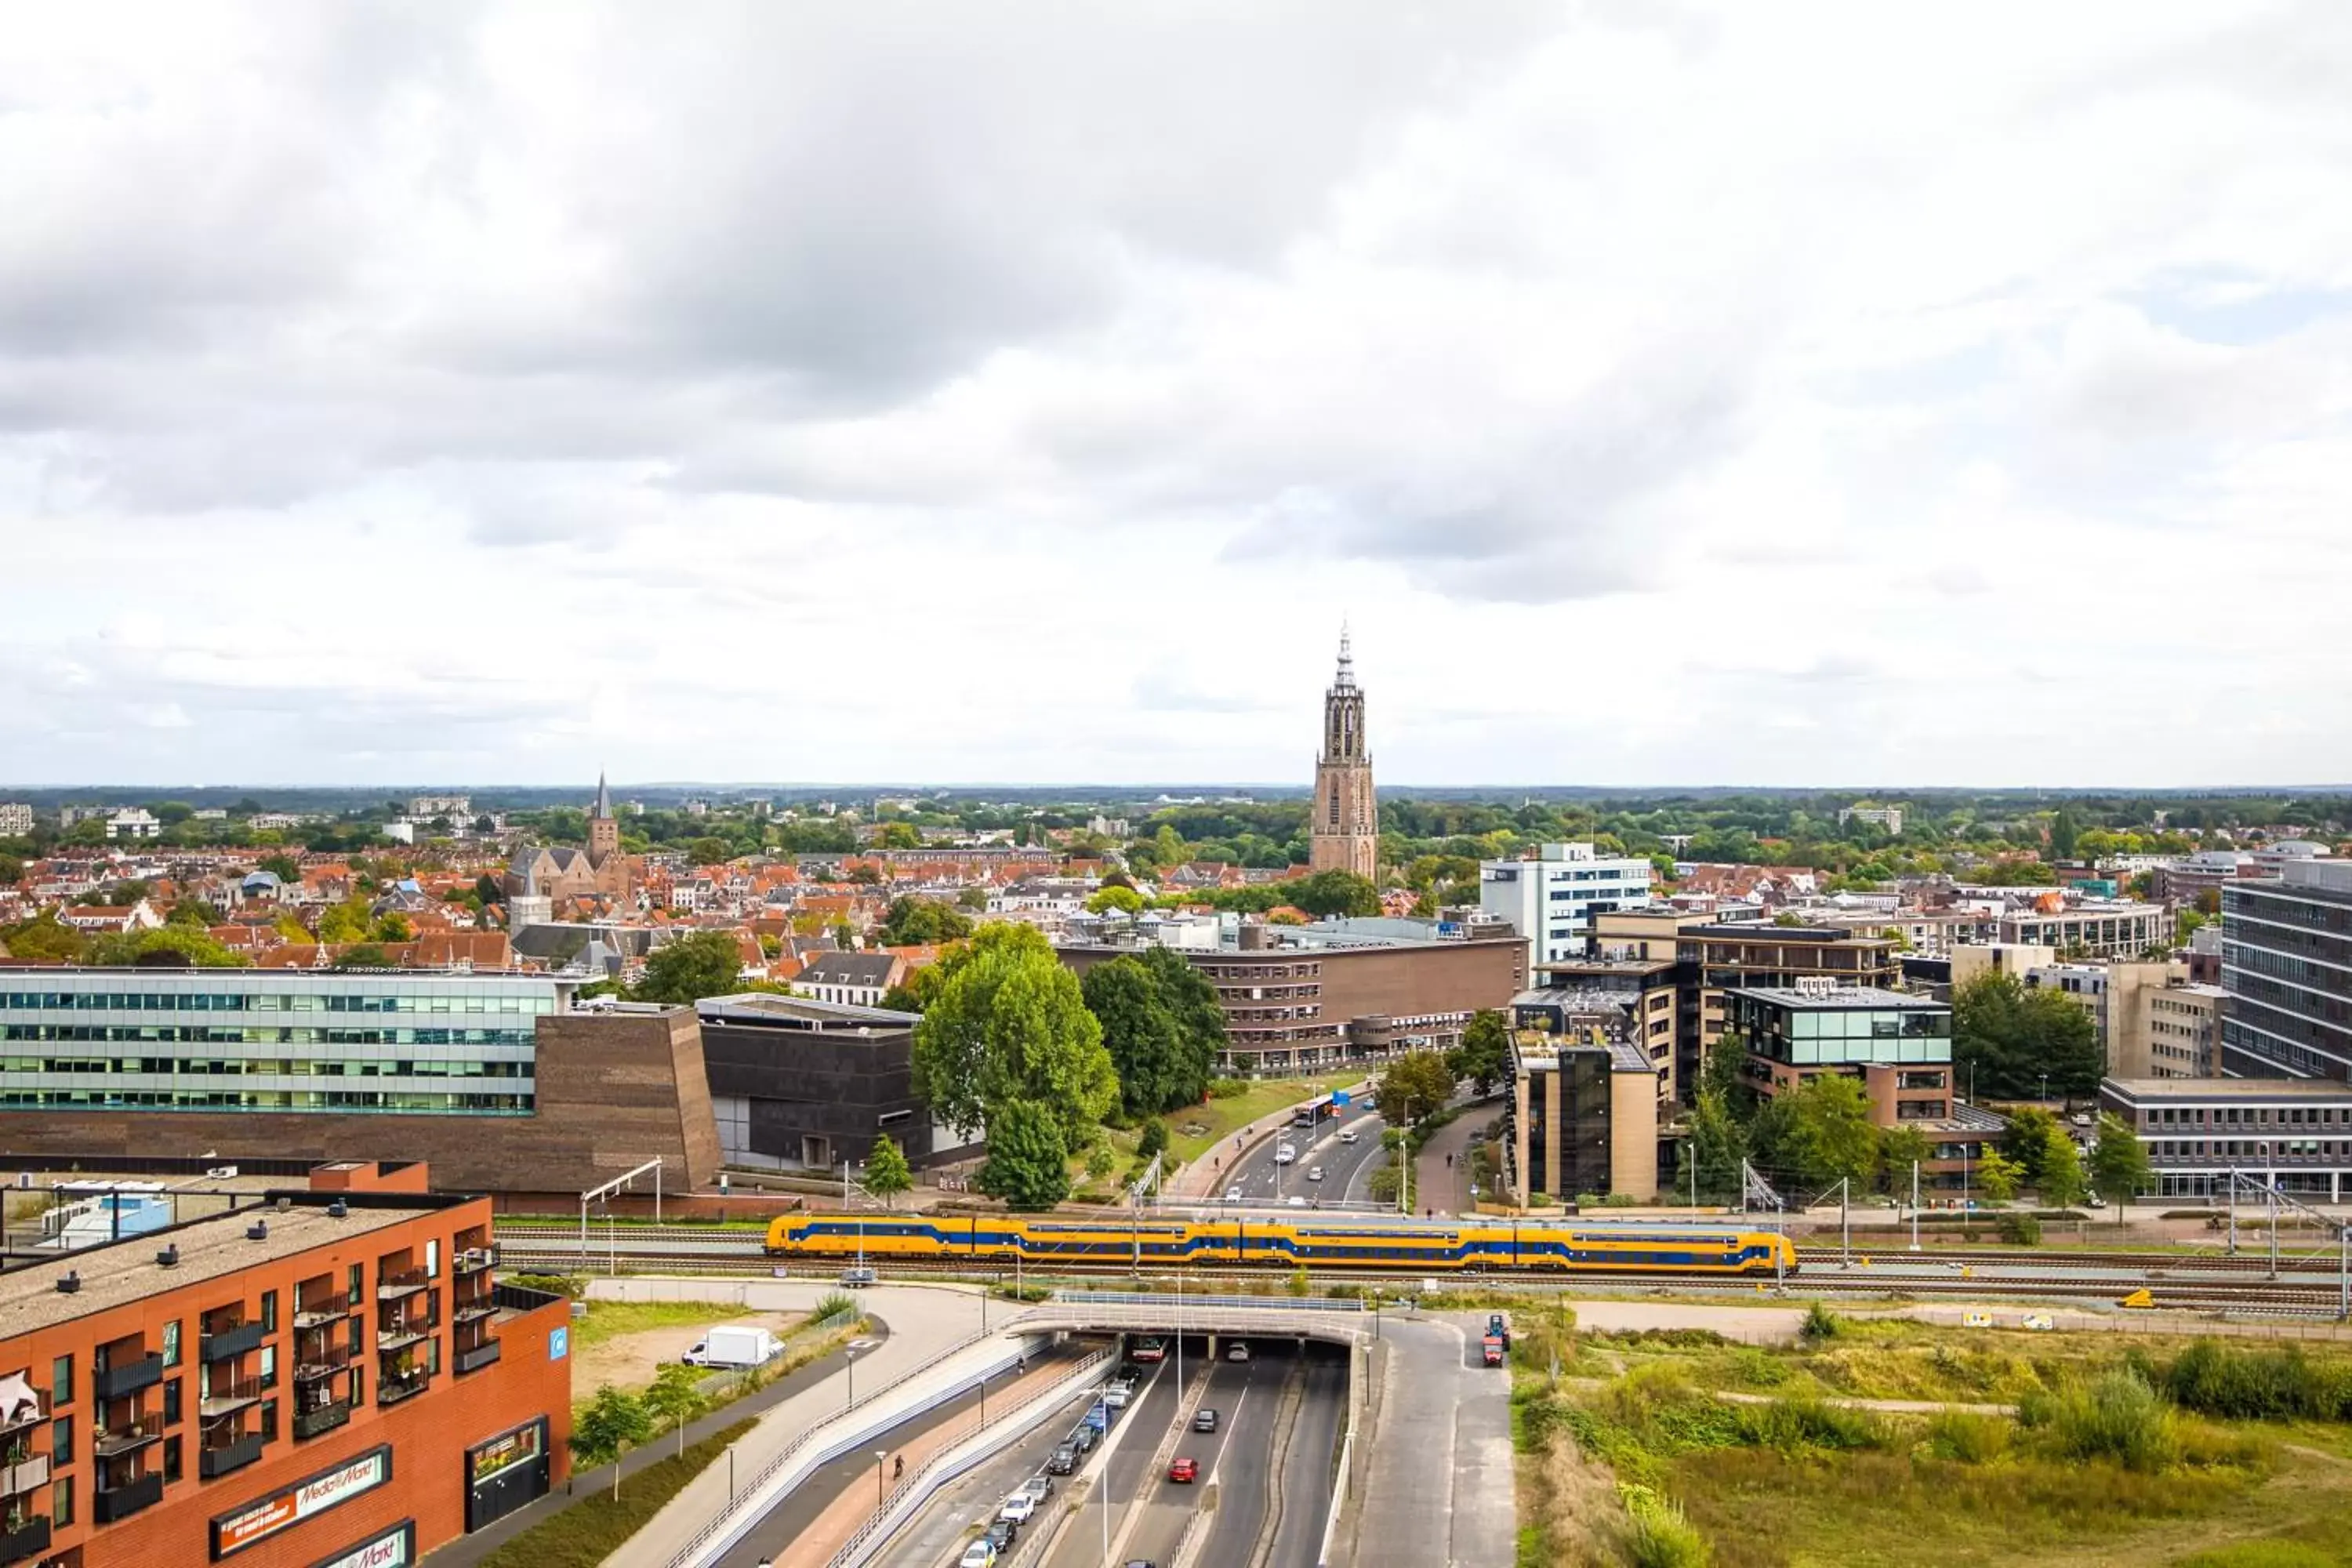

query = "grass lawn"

[1165,1077,1359,1165]
[572,1298,750,1350]
[474,1418,756,1568]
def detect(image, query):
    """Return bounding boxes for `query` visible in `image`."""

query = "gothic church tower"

[587,771,619,868]
[1308,629,1379,878]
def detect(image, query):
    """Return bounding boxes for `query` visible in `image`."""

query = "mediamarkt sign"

[211,1446,394,1559]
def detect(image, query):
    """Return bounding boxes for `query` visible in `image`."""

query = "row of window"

[4,1056,530,1078]
[0,1091,534,1112]
[4,1025,537,1047]
[2136,1103,2352,1127]
[2,992,552,1014]
[2149,1141,2352,1160]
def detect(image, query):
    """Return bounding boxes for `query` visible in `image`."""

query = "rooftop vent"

[54,1271,80,1294]
[274,1196,292,1213]
[246,1221,268,1242]
[326,1200,348,1219]
[155,1244,180,1268]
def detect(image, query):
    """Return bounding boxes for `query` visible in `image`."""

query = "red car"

[1167,1457,1198,1483]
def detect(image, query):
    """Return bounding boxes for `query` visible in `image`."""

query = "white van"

[1338,1128,1359,1145]
[1273,1144,1297,1166]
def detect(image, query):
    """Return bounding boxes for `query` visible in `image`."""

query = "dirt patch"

[572,1309,804,1399]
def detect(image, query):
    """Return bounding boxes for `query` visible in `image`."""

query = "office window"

[261,1290,278,1332]
[50,1355,70,1407]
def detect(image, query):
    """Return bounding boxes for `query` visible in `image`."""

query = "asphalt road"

[1119,1339,1260,1567]
[1266,1350,1348,1568]
[1041,1355,1177,1568]
[869,1383,1099,1568]
[1205,1105,1390,1211]
[1193,1340,1314,1567]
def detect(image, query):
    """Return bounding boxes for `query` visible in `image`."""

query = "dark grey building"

[2221,859,2352,1080]
[694,993,977,1173]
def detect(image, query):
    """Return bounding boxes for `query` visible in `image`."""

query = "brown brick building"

[1062,924,1525,1075]
[0,1163,571,1568]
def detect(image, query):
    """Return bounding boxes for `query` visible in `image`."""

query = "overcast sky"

[5,3,2350,790]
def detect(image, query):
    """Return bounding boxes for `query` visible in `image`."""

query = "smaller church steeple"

[593,771,612,820]
[587,770,619,869]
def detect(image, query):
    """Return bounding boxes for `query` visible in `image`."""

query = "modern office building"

[0,1162,570,1567]
[2100,1076,2352,1199]
[0,973,722,1196]
[1994,899,2167,959]
[695,993,982,1173]
[1725,982,2002,1189]
[1513,958,1679,1100]
[1506,1034,1659,1205]
[2220,858,2352,1081]
[1479,843,1654,967]
[1060,919,1525,1076]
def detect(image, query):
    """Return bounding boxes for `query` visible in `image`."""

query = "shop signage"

[211,1446,393,1559]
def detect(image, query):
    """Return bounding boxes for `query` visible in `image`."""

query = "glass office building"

[0,971,561,1116]
[1726,984,1953,1071]
[2222,859,2352,1081]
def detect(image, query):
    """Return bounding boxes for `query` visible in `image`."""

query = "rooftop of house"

[0,1196,447,1341]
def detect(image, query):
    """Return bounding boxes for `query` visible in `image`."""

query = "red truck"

[1481,1334,1504,1367]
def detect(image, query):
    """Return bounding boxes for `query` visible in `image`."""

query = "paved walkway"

[1347,1316,1514,1568]
[1411,1095,1504,1215]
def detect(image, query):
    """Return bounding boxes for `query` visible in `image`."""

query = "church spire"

[593,771,612,820]
[1334,620,1356,691]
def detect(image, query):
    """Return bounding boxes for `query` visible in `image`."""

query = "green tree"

[0,855,22,886]
[1373,1049,1456,1128]
[165,898,224,927]
[334,942,394,971]
[259,853,302,884]
[956,887,989,911]
[86,925,251,968]
[1137,1117,1169,1160]
[634,930,747,1004]
[1686,1089,1746,1203]
[1975,1147,2024,1203]
[372,912,413,943]
[1,914,87,963]
[318,898,372,945]
[1080,948,1223,1117]
[1084,886,1146,916]
[976,1098,1074,1210]
[1700,1029,1753,1118]
[863,1135,913,1209]
[641,1363,708,1457]
[1083,1140,1116,1183]
[1953,973,2102,1100]
[569,1385,654,1498]
[2002,1105,2065,1184]
[2050,806,2079,859]
[2088,1112,2153,1203]
[2038,1123,2088,1207]
[1279,869,1381,918]
[876,821,922,851]
[1785,1075,1880,1189]
[474,873,504,906]
[1449,1010,1512,1096]
[1877,1124,1932,1196]
[910,923,1116,1152]
[877,897,973,946]
[687,836,732,866]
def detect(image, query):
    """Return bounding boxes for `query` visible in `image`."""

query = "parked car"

[1193,1407,1219,1432]
[1047,1444,1079,1475]
[958,1541,997,1568]
[999,1493,1037,1525]
[1228,1341,1249,1362]
[1168,1457,1199,1483]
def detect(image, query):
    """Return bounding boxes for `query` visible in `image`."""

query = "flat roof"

[1727,985,1947,1011]
[698,992,917,1027]
[2103,1077,2352,1102]
[0,1200,439,1341]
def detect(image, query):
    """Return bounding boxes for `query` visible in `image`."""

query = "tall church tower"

[1309,629,1379,878]
[587,771,619,868]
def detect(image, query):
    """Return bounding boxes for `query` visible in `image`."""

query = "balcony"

[93,1468,164,1524]
[453,1297,498,1325]
[0,1454,45,1497]
[376,1322,432,1354]
[294,1348,353,1384]
[376,1373,431,1408]
[292,1399,350,1440]
[0,1515,50,1566]
[93,1422,160,1460]
[0,1403,40,1442]
[454,1245,498,1274]
[199,1379,264,1420]
[93,1353,162,1401]
[453,1338,501,1375]
[200,1430,265,1480]
[376,1267,429,1300]
[201,1320,267,1363]
[293,1294,352,1330]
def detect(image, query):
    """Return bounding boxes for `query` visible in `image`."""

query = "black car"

[1072,1424,1099,1454]
[1193,1408,1218,1432]
[1047,1444,1079,1475]
[985,1519,1018,1552]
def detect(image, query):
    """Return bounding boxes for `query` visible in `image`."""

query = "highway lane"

[869,1385,1097,1568]
[1116,1341,1254,1567]
[1267,1349,1348,1568]
[1040,1355,1178,1568]
[1207,1104,1389,1212]
[1194,1339,1301,1566]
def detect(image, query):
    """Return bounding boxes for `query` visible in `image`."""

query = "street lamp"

[875,1449,888,1508]
[845,1347,858,1410]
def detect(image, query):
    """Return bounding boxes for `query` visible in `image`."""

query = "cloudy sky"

[5,2,2350,789]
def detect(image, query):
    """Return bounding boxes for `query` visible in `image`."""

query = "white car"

[1224,1186,1245,1203]
[1228,1341,1250,1362]
[1338,1128,1359,1145]
[1306,1166,1324,1182]
[998,1493,1037,1524]
[1017,1475,1053,1504]
[960,1541,998,1567]
[1273,1144,1297,1165]
[1103,1384,1132,1410]
[1286,1195,1307,1208]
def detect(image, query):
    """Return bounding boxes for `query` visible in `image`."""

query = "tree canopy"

[876,896,974,946]
[2089,1112,2153,1201]
[1449,1009,1512,1096]
[1373,1049,1456,1127]
[976,1098,1076,1210]
[1080,947,1225,1117]
[863,1135,913,1207]
[1953,972,2103,1100]
[633,929,748,1004]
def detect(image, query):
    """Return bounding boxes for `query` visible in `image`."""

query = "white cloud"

[3,1,2351,786]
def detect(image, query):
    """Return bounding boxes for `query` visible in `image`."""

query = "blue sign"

[550,1326,569,1362]
[1332,1091,1351,1109]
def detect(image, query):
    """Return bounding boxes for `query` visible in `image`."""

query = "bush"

[1998,1211,2042,1245]
[1621,1483,1711,1568]
[1734,1396,1883,1454]
[1800,1302,1842,1342]
[1137,1118,1170,1158]
[508,1272,585,1299]
[1206,1078,1248,1099]
[811,1290,862,1323]
[1288,1265,1312,1298]
[2018,1370,2177,1472]
[1924,1410,2010,1464]
[2162,1339,2352,1422]
[1575,1192,1603,1209]
[1602,1192,1639,1207]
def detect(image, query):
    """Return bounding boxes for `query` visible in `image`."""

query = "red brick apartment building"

[0,1163,569,1568]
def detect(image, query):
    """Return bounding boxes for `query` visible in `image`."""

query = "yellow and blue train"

[765,1213,1797,1275]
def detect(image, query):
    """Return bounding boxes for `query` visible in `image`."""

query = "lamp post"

[875,1449,888,1508]
[845,1347,857,1411]
[728,1443,737,1499]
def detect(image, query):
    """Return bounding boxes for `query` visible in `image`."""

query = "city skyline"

[6,5,2352,788]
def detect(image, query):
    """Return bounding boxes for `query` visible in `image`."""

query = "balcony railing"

[199,1430,265,1480]
[198,1378,264,1420]
[93,1353,162,1401]
[453,1299,498,1325]
[376,1374,430,1408]
[293,1294,352,1330]
[294,1348,353,1384]
[92,1423,161,1460]
[0,1454,46,1497]
[454,1245,498,1274]
[453,1338,501,1375]
[0,1402,41,1441]
[376,1268,429,1299]
[376,1323,432,1353]
[93,1468,164,1524]
[201,1321,267,1363]
[493,1281,566,1313]
[0,1515,50,1566]
[292,1399,350,1440]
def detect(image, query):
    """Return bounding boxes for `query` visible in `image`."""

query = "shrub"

[2162,1339,2352,1422]
[1924,1410,2009,1464]
[1602,1192,1639,1207]
[1287,1265,1312,1298]
[509,1272,584,1299]
[2018,1370,2177,1473]
[811,1291,860,1323]
[1735,1396,1883,1454]
[1998,1211,2042,1245]
[1526,1190,1552,1207]
[1575,1192,1603,1209]
[1137,1117,1169,1158]
[1800,1302,1842,1342]
[1206,1078,1247,1099]
[1620,1483,1711,1568]
[1728,1348,1791,1388]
